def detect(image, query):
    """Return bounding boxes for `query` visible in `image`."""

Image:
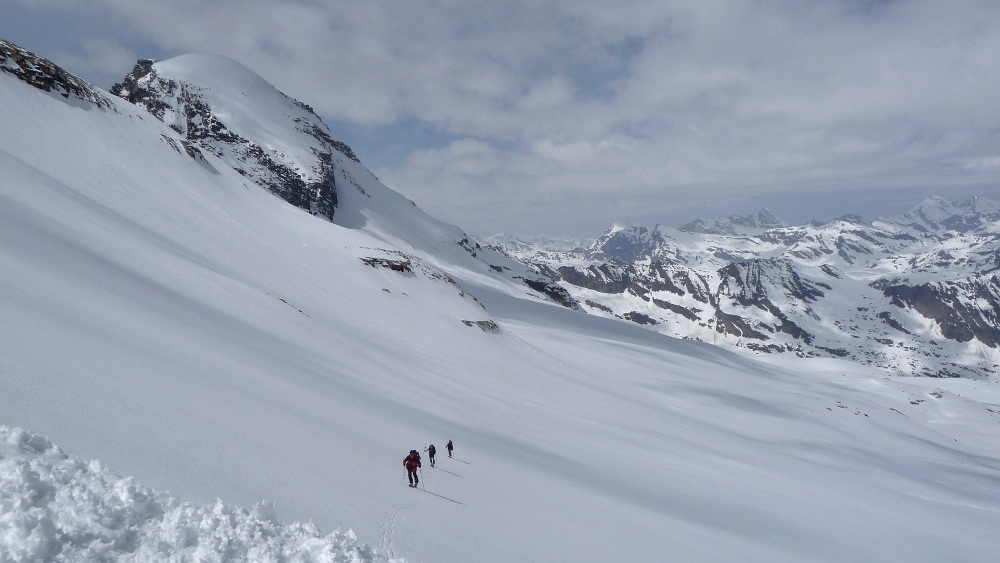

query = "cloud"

[9,0,1000,234]
[52,37,140,81]
[962,157,1000,171]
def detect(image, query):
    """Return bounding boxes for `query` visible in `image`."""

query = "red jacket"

[403,455,421,471]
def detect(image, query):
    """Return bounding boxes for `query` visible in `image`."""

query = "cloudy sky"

[4,1,1000,237]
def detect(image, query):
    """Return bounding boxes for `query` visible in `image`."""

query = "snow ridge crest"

[110,54,361,221]
[0,38,114,109]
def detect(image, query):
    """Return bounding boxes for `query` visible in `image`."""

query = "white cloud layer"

[7,0,1000,235]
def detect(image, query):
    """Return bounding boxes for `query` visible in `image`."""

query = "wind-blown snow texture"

[2,39,1000,562]
[0,426,389,563]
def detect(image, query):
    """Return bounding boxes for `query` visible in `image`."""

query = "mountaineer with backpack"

[403,449,422,487]
[446,440,454,458]
[424,444,436,467]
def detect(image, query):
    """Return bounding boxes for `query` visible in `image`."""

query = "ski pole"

[420,467,424,489]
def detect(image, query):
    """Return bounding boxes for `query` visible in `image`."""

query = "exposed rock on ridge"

[0,38,113,109]
[111,57,354,221]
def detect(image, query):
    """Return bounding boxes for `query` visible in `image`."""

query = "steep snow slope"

[110,52,567,312]
[2,43,1000,562]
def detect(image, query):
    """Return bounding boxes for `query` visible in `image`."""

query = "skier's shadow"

[450,457,471,465]
[433,467,462,477]
[419,488,464,505]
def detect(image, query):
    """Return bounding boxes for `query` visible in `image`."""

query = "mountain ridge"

[110,54,355,221]
[490,196,1000,378]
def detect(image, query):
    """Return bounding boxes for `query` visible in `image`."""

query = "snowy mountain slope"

[497,202,1000,378]
[2,39,1000,562]
[110,56,349,221]
[108,52,568,313]
[877,195,1000,235]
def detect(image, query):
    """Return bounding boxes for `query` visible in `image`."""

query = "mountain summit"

[111,54,358,221]
[878,195,1000,234]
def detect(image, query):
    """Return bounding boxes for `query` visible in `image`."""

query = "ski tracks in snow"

[377,500,419,560]
[376,460,467,558]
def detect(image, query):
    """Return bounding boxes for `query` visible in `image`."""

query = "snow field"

[3,56,1000,562]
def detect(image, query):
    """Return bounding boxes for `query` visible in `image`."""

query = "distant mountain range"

[487,196,1000,378]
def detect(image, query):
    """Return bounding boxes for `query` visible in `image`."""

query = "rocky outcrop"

[517,277,580,309]
[111,58,345,221]
[882,275,1000,347]
[0,38,113,109]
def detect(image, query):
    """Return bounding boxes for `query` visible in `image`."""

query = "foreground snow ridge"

[0,426,398,563]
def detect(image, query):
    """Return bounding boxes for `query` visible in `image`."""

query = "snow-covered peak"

[878,195,1000,234]
[680,208,786,235]
[154,53,282,101]
[151,54,358,163]
[967,195,1000,214]
[485,233,589,253]
[111,54,358,221]
[583,224,680,264]
[109,48,575,309]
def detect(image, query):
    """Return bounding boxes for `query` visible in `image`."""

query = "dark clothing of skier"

[446,440,454,458]
[403,450,421,487]
[425,444,436,466]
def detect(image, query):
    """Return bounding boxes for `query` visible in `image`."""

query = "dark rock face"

[882,276,1000,347]
[361,256,412,272]
[0,39,113,109]
[553,261,714,305]
[718,258,825,307]
[876,311,911,335]
[462,320,501,333]
[111,58,345,221]
[110,59,169,117]
[292,109,360,164]
[518,277,580,310]
[556,264,631,294]
[623,312,658,325]
[549,256,819,343]
[713,309,768,340]
[715,259,818,343]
